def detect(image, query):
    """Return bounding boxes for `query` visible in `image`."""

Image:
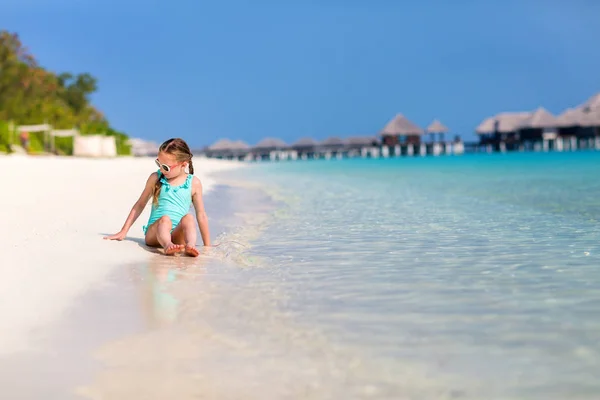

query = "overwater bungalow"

[345,136,380,158]
[476,112,531,151]
[319,136,347,159]
[570,94,600,139]
[380,114,424,146]
[516,107,559,151]
[205,139,251,160]
[475,92,600,153]
[292,137,318,160]
[252,137,287,161]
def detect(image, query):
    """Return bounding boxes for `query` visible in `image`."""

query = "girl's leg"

[145,216,184,255]
[171,214,199,257]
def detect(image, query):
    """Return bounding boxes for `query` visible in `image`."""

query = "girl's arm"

[192,177,211,246]
[104,173,158,241]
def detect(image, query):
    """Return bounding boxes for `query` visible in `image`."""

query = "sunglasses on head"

[155,158,180,173]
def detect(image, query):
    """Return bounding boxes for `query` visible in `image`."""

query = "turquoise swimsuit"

[143,171,193,234]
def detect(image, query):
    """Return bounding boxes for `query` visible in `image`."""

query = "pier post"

[381,146,390,158]
[453,142,464,155]
[407,144,414,156]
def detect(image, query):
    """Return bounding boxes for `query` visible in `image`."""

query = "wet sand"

[1,157,460,400]
[0,155,244,398]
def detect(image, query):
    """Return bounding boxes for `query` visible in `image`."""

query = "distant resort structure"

[474,92,600,154]
[130,92,600,161]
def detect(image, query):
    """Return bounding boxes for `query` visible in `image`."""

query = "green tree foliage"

[0,30,130,154]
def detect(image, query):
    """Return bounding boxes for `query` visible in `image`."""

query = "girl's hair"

[152,138,194,206]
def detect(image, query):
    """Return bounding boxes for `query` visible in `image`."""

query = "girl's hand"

[104,231,127,241]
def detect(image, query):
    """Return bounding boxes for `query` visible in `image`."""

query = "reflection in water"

[138,252,208,329]
[77,183,465,400]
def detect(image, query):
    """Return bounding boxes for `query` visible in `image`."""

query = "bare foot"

[164,243,184,255]
[184,245,199,257]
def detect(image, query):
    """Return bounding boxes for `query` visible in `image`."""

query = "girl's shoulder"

[191,174,202,185]
[190,175,204,192]
[148,171,161,183]
[145,171,167,187]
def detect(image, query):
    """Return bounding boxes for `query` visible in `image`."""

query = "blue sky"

[3,0,600,147]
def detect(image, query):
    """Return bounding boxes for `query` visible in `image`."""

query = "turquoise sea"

[195,151,600,399]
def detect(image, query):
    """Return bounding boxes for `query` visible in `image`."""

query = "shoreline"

[2,160,472,399]
[0,155,244,357]
[0,180,273,399]
[0,160,283,399]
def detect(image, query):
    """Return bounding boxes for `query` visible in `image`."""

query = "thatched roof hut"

[292,137,317,149]
[426,119,449,133]
[346,136,378,147]
[575,92,600,112]
[380,114,424,136]
[320,136,346,147]
[254,137,287,150]
[581,108,600,127]
[230,140,250,150]
[475,112,531,134]
[518,107,559,129]
[206,139,250,157]
[209,139,234,151]
[556,108,585,128]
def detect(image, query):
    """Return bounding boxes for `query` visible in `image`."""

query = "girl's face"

[155,152,186,177]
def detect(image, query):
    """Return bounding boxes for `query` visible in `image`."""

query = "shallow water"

[210,151,600,399]
[45,152,600,400]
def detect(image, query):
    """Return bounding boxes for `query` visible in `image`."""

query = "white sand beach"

[0,155,243,356]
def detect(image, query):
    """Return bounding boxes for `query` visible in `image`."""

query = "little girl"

[104,138,210,257]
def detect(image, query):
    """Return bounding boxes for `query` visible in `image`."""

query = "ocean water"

[210,151,600,399]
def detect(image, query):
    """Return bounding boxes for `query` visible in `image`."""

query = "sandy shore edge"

[0,155,243,355]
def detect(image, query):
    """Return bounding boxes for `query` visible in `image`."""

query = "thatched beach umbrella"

[426,119,449,142]
[426,119,448,133]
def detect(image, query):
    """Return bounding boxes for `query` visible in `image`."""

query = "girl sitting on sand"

[104,138,210,257]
